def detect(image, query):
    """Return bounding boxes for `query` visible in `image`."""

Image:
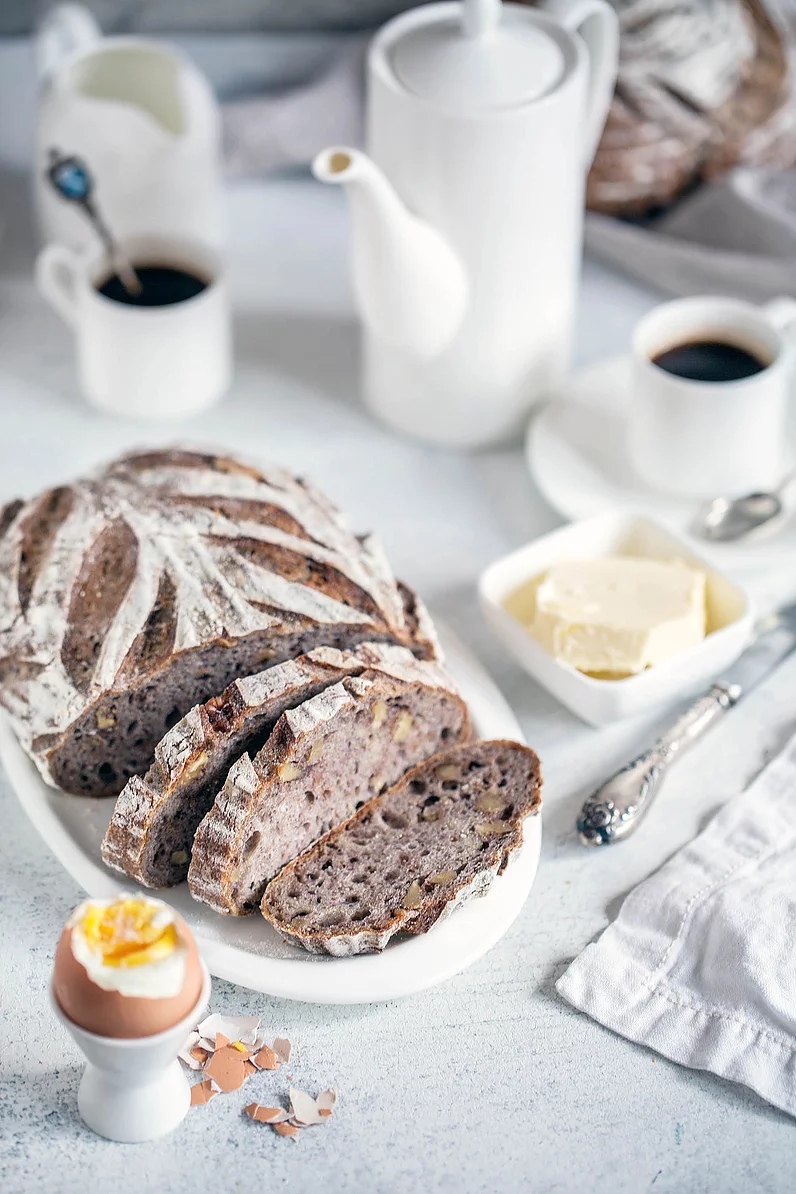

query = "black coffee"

[652,339,767,383]
[97,265,208,307]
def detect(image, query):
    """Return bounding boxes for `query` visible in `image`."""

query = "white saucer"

[526,354,796,578]
[2,622,540,1005]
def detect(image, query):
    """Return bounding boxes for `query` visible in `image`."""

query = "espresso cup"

[35,235,231,420]
[628,296,796,498]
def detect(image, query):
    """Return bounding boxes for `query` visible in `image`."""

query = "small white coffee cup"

[629,295,796,498]
[35,235,231,420]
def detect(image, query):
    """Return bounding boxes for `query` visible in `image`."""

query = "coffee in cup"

[651,339,769,384]
[629,296,796,498]
[96,265,208,307]
[35,235,231,421]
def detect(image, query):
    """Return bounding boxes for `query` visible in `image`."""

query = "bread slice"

[0,449,439,797]
[101,642,429,889]
[260,739,542,956]
[187,664,472,915]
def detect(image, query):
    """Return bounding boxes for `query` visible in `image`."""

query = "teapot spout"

[313,147,467,358]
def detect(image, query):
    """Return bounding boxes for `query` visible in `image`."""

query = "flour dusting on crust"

[0,449,429,788]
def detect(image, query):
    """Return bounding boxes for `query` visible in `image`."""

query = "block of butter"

[530,556,706,676]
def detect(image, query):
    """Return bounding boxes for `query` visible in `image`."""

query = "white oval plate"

[1,624,540,1004]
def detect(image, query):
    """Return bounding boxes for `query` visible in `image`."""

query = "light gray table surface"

[1,34,795,1194]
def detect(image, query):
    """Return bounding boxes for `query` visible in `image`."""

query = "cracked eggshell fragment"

[317,1089,337,1117]
[244,1103,290,1124]
[273,1037,292,1064]
[273,1122,300,1139]
[178,1031,203,1070]
[190,1080,218,1106]
[196,1013,260,1047]
[251,1044,279,1070]
[289,1087,325,1126]
[203,1043,249,1093]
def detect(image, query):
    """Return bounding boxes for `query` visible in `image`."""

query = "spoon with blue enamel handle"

[46,149,141,296]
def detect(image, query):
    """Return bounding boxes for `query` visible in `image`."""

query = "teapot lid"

[389,0,565,111]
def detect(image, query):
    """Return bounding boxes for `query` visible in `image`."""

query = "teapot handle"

[539,0,619,166]
[37,3,101,80]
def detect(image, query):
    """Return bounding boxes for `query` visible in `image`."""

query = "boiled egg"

[53,895,202,1038]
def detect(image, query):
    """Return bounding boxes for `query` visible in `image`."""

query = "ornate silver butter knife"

[577,601,796,846]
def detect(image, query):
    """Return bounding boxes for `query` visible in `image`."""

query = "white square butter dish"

[478,514,755,726]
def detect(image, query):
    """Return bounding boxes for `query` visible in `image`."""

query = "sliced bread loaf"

[101,642,432,888]
[187,664,471,915]
[101,645,364,890]
[260,739,541,956]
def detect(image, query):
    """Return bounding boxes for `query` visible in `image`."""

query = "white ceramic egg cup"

[51,961,210,1143]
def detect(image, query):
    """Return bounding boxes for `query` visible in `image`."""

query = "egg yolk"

[79,898,179,968]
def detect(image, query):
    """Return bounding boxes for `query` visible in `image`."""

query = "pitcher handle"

[540,0,619,166]
[36,244,81,328]
[37,3,101,79]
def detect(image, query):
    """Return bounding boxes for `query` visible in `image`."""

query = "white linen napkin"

[557,729,796,1118]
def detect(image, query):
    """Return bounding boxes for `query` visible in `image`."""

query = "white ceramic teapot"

[35,4,223,250]
[314,0,618,448]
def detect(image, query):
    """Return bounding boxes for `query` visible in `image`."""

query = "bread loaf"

[585,0,796,215]
[0,449,436,797]
[187,663,471,915]
[101,642,440,888]
[261,739,542,956]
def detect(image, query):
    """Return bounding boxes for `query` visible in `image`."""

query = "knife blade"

[719,602,796,692]
[577,601,796,847]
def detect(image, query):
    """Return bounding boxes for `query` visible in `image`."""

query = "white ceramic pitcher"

[314,0,618,448]
[35,4,223,250]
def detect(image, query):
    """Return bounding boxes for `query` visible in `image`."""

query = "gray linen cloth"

[222,38,366,177]
[585,170,796,302]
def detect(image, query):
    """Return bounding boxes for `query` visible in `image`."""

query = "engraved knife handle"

[577,682,742,846]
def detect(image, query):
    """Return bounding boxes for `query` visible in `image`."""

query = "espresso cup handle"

[35,244,81,328]
[763,296,796,336]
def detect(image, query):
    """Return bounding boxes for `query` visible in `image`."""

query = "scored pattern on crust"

[0,449,417,770]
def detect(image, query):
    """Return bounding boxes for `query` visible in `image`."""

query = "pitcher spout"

[313,147,467,359]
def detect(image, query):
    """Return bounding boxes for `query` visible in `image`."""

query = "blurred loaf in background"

[580,0,796,215]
